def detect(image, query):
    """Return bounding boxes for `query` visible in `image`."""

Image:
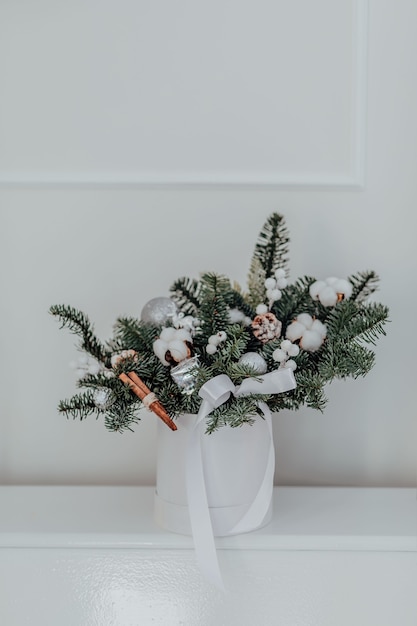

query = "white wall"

[0,0,416,487]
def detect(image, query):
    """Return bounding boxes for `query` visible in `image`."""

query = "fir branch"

[349,270,380,303]
[198,273,233,339]
[325,300,389,347]
[318,342,376,380]
[50,304,108,363]
[58,391,97,420]
[170,277,202,315]
[249,213,290,288]
[112,318,160,353]
[103,402,141,433]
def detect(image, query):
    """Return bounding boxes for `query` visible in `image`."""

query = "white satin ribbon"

[186,368,296,590]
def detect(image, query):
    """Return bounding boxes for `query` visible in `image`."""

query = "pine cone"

[252,312,282,343]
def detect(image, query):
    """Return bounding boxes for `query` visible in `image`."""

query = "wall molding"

[0,0,368,190]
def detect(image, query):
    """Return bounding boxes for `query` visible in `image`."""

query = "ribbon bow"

[186,368,296,590]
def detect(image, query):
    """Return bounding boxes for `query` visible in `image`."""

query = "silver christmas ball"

[238,352,268,374]
[92,387,116,411]
[140,297,178,326]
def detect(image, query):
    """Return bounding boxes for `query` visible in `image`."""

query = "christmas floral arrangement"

[50,213,389,434]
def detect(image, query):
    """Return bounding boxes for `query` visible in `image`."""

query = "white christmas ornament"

[309,277,352,307]
[238,352,268,374]
[141,297,178,326]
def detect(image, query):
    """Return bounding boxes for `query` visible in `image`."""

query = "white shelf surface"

[0,486,416,552]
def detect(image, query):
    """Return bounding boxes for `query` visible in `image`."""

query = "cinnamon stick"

[119,372,177,431]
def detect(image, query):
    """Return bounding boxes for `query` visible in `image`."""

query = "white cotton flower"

[310,276,352,307]
[334,278,352,299]
[300,329,324,352]
[153,338,170,366]
[160,327,177,342]
[286,321,305,342]
[311,319,327,338]
[318,286,338,307]
[309,280,326,300]
[168,340,189,362]
[297,313,313,329]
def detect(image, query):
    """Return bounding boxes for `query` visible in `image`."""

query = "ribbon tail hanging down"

[185,369,296,590]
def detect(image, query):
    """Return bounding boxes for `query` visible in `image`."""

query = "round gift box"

[154,413,273,536]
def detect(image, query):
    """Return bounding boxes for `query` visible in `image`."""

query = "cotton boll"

[300,330,323,352]
[326,277,338,286]
[256,304,268,315]
[286,321,305,342]
[160,327,177,342]
[334,278,352,299]
[309,280,326,300]
[297,313,313,329]
[168,340,188,362]
[153,339,170,366]
[311,319,327,338]
[272,348,287,362]
[319,286,338,307]
[174,329,192,343]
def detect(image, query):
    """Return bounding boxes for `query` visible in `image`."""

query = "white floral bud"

[269,288,282,301]
[256,304,268,315]
[206,343,217,355]
[285,359,297,371]
[276,277,288,289]
[287,343,300,357]
[272,348,287,362]
[280,339,292,351]
[264,277,276,289]
[275,268,286,279]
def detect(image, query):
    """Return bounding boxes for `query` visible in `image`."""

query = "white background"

[0,0,416,488]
